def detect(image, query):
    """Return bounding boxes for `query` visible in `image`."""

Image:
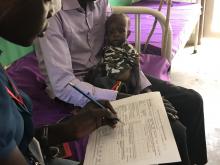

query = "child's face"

[106,18,129,47]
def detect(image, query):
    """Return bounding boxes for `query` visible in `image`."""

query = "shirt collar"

[62,0,95,11]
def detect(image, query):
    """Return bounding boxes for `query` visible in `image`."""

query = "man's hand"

[83,100,118,128]
[0,147,28,165]
[162,98,179,120]
[138,87,179,120]
[68,100,118,139]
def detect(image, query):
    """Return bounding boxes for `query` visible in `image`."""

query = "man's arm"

[35,101,118,146]
[0,147,28,165]
[139,70,152,90]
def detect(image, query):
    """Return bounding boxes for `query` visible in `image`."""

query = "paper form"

[84,92,181,165]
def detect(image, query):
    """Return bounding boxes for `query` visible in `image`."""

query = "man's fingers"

[164,104,177,114]
[163,98,178,114]
[164,102,175,109]
[103,101,117,114]
[86,100,119,128]
[94,107,118,128]
[101,117,117,128]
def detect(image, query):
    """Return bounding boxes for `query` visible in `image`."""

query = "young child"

[86,13,141,94]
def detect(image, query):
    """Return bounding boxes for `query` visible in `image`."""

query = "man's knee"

[185,89,203,111]
[188,89,203,105]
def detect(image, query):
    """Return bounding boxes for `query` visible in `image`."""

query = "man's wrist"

[140,87,152,93]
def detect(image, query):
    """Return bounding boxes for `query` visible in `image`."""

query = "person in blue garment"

[34,0,207,164]
[0,0,117,165]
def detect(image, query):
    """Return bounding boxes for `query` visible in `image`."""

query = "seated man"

[34,0,207,164]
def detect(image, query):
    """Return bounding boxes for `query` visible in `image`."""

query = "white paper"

[84,92,181,165]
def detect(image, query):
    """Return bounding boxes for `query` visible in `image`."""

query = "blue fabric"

[0,65,33,157]
[17,90,34,154]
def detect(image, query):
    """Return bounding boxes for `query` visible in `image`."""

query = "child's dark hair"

[106,13,130,27]
[105,13,130,35]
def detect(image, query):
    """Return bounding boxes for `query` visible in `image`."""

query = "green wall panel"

[132,0,141,2]
[0,38,33,66]
[109,0,132,6]
[109,0,141,6]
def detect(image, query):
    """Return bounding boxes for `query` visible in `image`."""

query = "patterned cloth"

[103,43,139,78]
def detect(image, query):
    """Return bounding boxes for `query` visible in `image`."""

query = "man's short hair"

[0,0,20,22]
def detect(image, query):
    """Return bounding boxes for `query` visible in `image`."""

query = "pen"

[68,82,124,124]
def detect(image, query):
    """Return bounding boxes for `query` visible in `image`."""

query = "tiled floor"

[170,38,220,165]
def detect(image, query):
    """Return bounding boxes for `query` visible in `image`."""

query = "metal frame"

[112,0,202,63]
[112,6,173,63]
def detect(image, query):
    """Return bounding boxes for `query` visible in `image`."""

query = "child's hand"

[115,69,131,82]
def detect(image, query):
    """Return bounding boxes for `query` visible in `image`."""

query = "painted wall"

[132,0,141,2]
[0,38,33,66]
[204,0,220,37]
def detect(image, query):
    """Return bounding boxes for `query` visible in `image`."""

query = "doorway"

[204,0,220,37]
